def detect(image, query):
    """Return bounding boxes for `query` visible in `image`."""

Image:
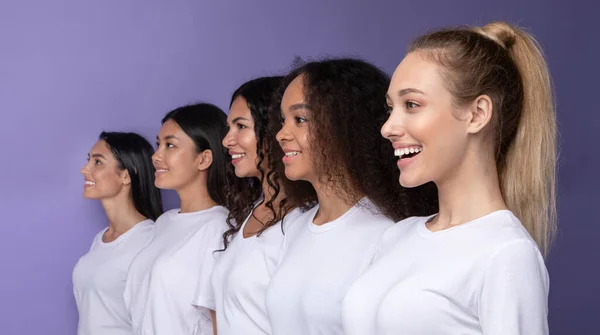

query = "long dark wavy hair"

[221,77,317,250]
[268,58,438,221]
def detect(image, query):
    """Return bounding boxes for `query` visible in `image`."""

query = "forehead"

[158,119,184,137]
[90,139,110,154]
[281,75,305,109]
[388,52,445,96]
[227,96,253,122]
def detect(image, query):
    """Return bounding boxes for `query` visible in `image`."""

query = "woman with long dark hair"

[197,77,315,335]
[124,103,240,335]
[73,131,163,335]
[265,58,438,334]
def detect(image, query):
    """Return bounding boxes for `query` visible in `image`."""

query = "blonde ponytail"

[485,23,557,256]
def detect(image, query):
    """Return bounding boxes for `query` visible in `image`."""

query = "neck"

[431,148,507,231]
[311,180,360,225]
[100,193,147,235]
[176,177,218,213]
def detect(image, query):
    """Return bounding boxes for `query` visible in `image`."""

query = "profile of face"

[80,140,130,199]
[152,119,212,190]
[276,75,314,182]
[222,96,260,178]
[381,52,472,188]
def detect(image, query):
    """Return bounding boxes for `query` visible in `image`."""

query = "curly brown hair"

[268,58,438,221]
[222,77,317,251]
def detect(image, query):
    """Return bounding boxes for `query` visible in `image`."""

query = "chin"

[398,175,426,188]
[154,179,172,190]
[234,165,258,179]
[284,169,303,182]
[233,168,247,178]
[82,192,96,199]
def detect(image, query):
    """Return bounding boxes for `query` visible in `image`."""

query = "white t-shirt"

[72,219,154,335]
[124,206,228,335]
[199,207,303,335]
[266,198,393,335]
[342,210,549,335]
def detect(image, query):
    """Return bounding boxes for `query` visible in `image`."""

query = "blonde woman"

[343,22,556,334]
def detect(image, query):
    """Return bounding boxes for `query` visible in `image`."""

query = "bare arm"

[211,310,217,335]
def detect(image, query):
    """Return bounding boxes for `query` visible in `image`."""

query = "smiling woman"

[123,103,245,335]
[73,131,163,335]
[342,21,556,335]
[264,58,438,335]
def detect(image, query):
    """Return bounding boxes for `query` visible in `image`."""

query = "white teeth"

[394,147,422,158]
[231,153,245,159]
[85,181,95,185]
[157,169,168,172]
[285,151,300,157]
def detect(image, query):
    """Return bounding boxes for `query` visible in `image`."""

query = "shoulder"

[155,208,179,224]
[128,219,156,242]
[192,206,230,238]
[351,198,396,230]
[377,215,431,252]
[479,212,545,268]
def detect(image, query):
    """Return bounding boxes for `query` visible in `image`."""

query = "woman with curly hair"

[196,76,316,335]
[265,58,438,334]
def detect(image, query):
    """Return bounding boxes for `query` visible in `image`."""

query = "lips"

[281,149,301,164]
[394,147,422,160]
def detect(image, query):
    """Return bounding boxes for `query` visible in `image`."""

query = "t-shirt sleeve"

[191,223,226,311]
[478,240,549,335]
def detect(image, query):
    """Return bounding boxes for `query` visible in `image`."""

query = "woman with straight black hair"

[73,131,163,335]
[124,103,241,335]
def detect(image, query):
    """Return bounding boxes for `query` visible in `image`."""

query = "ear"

[121,169,132,186]
[196,149,213,171]
[466,95,493,134]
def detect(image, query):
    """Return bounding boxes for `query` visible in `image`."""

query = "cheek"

[297,129,311,151]
[164,150,185,170]
[242,134,259,157]
[96,169,122,192]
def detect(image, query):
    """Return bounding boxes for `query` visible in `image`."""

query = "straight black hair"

[100,131,164,221]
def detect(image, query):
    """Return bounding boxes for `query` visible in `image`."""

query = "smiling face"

[80,140,128,199]
[152,119,205,190]
[275,75,314,183]
[222,96,261,178]
[381,52,471,188]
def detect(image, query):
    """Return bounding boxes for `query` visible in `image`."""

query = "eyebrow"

[156,135,180,141]
[289,103,311,111]
[90,153,106,159]
[231,117,251,123]
[396,88,425,97]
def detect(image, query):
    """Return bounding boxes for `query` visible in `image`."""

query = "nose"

[222,128,236,148]
[380,109,406,140]
[276,121,292,145]
[80,161,90,176]
[152,147,162,165]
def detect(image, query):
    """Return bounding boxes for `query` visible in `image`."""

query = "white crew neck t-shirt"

[124,206,228,335]
[266,198,393,335]
[198,207,303,335]
[342,210,549,335]
[73,219,154,335]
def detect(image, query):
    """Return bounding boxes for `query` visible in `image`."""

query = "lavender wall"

[0,0,596,334]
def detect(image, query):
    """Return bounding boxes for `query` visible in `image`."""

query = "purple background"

[0,0,597,334]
